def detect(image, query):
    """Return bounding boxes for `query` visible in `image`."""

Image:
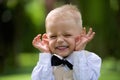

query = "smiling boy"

[31,4,101,80]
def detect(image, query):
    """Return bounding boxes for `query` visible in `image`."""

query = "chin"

[59,53,71,58]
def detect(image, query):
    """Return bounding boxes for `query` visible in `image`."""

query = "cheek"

[68,39,76,48]
[71,42,76,49]
[48,41,55,49]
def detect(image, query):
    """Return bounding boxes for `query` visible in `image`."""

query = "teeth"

[56,46,68,50]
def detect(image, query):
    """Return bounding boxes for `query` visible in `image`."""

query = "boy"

[31,4,101,80]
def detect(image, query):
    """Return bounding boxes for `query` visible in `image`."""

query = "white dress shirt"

[31,50,101,80]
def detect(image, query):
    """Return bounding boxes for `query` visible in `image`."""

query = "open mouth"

[55,46,69,50]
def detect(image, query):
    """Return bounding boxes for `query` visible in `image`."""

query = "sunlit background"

[0,0,120,80]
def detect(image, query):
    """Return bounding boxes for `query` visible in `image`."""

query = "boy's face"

[46,19,80,57]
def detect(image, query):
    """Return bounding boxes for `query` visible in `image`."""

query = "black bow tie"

[51,55,73,70]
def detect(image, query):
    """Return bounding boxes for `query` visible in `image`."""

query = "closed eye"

[50,35,57,39]
[64,34,72,37]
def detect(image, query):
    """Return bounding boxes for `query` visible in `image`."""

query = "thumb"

[75,36,81,51]
[42,33,49,45]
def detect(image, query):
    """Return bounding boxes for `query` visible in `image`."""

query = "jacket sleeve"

[31,53,54,80]
[72,50,102,80]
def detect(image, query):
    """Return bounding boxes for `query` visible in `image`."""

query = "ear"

[42,33,49,45]
[75,35,81,43]
[75,35,81,51]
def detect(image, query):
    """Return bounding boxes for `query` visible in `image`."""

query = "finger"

[42,33,48,40]
[36,34,41,42]
[87,32,95,42]
[89,32,95,40]
[33,34,40,41]
[81,27,86,36]
[32,34,41,45]
[86,28,93,37]
[42,33,49,44]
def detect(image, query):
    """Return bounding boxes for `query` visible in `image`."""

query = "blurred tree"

[0,0,16,73]
[75,0,120,60]
[45,0,56,13]
[0,0,120,73]
[0,0,46,73]
[45,0,71,13]
[0,0,33,73]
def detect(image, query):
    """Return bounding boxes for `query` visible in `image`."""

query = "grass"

[0,53,120,80]
[0,74,31,80]
[99,58,120,80]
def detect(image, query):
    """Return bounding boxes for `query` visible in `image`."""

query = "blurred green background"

[0,0,120,80]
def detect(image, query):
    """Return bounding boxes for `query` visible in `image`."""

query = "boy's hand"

[32,34,50,53]
[75,27,95,51]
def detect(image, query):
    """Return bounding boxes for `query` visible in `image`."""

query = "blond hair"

[46,4,82,32]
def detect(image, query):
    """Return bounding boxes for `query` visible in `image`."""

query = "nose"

[57,36,64,43]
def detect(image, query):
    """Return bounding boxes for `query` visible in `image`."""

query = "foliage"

[0,0,120,73]
[24,0,45,28]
